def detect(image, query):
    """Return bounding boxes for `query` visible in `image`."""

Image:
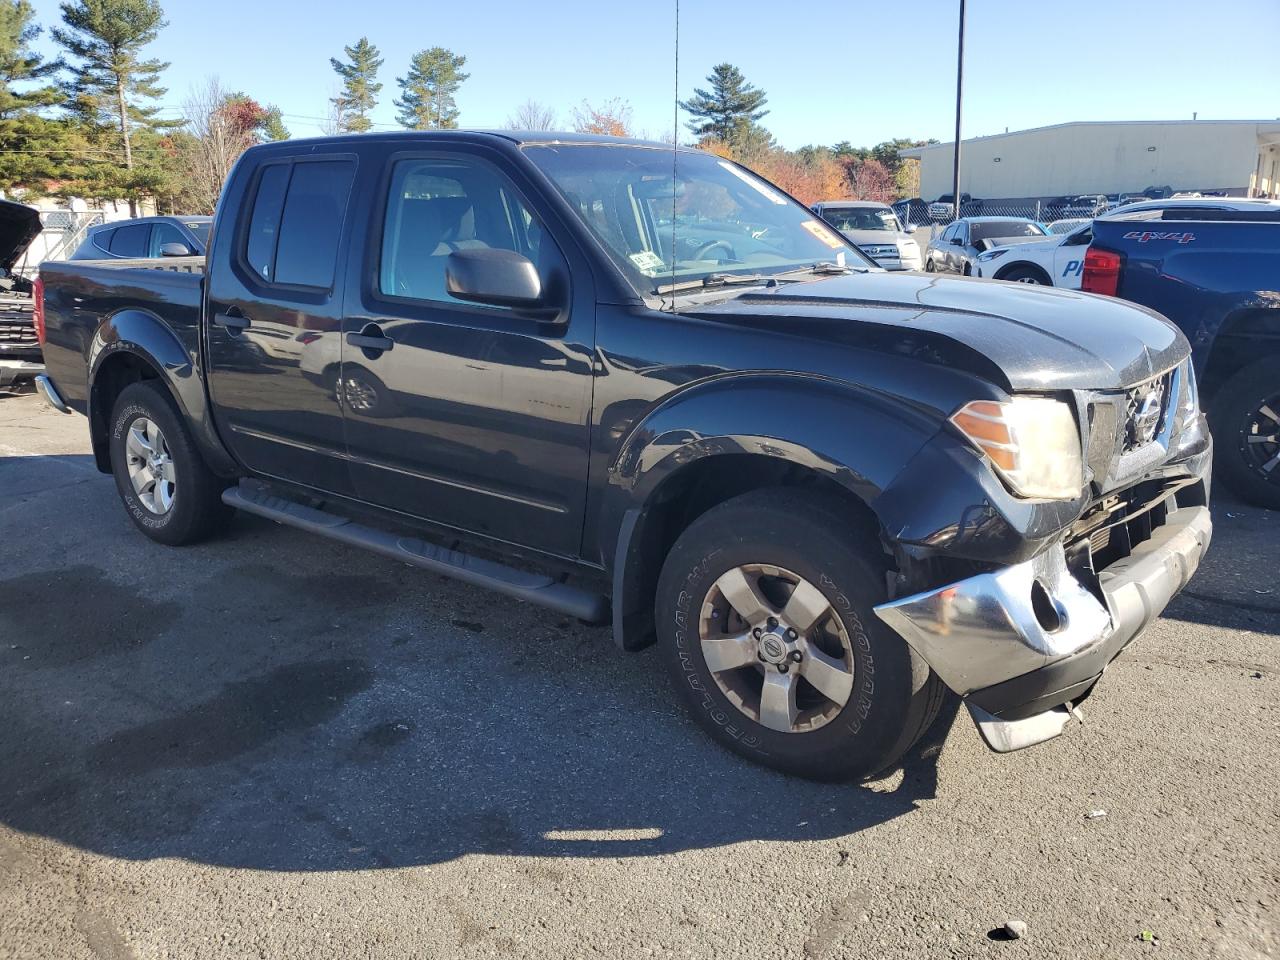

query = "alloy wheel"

[698,563,855,734]
[1242,395,1280,481]
[125,416,176,514]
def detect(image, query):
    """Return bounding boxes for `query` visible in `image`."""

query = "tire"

[109,381,233,545]
[656,489,945,781]
[1001,266,1048,285]
[1208,359,1280,509]
[924,259,936,272]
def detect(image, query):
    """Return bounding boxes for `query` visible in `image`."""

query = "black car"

[69,215,212,260]
[36,132,1212,780]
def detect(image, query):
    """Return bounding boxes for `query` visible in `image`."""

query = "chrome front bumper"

[875,502,1212,750]
[0,358,43,389]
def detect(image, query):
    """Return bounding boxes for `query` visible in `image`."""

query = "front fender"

[610,373,943,510]
[87,309,237,476]
[603,374,945,651]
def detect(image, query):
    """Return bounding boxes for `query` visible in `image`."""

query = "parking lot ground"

[1,390,1277,960]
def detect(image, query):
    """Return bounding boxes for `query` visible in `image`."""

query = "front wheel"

[656,489,945,780]
[1208,359,1280,509]
[109,381,233,545]
[1002,266,1047,285]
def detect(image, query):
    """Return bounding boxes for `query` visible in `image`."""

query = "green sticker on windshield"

[629,250,665,274]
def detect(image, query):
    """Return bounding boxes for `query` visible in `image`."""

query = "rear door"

[205,153,361,495]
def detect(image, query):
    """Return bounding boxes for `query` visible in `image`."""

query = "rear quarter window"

[108,224,149,257]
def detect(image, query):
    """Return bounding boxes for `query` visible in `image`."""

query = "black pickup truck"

[36,132,1213,780]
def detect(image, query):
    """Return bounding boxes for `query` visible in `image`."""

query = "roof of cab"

[271,129,685,152]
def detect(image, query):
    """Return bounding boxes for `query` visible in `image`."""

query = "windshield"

[183,221,211,244]
[820,206,899,233]
[970,220,1046,242]
[522,144,874,296]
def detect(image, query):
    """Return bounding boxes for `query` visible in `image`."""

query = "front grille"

[862,245,899,259]
[0,298,36,345]
[1121,368,1175,452]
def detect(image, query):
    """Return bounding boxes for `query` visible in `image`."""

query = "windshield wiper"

[654,272,785,295]
[773,261,866,279]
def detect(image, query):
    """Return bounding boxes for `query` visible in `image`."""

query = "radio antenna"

[670,0,680,311]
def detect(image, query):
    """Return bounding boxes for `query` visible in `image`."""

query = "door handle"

[214,312,250,333]
[346,324,393,354]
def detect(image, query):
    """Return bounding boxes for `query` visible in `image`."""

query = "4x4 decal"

[1122,230,1196,244]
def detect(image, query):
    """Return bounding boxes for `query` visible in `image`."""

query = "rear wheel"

[109,381,233,545]
[656,489,945,780]
[1209,359,1280,509]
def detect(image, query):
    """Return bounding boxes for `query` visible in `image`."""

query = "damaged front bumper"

[874,497,1212,753]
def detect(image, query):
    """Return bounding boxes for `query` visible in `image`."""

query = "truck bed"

[38,257,206,414]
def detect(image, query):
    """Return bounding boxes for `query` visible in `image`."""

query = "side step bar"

[222,482,610,624]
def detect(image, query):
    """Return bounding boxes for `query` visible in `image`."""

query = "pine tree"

[329,36,382,133]
[0,0,69,193]
[261,105,289,141]
[394,47,467,130]
[679,63,769,149]
[52,0,174,211]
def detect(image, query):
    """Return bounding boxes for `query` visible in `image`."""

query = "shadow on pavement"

[0,500,964,870]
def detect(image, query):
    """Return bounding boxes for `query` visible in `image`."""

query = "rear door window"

[244,164,291,281]
[274,161,357,288]
[108,224,150,257]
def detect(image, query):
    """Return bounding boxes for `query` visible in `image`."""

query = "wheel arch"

[87,309,237,477]
[993,260,1052,285]
[604,375,941,651]
[1198,306,1280,399]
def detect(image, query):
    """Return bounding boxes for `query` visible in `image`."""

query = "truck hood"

[840,229,911,247]
[0,199,41,271]
[692,272,1187,392]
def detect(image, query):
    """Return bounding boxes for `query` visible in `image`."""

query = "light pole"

[952,0,966,221]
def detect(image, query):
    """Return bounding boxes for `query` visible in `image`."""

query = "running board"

[222,482,610,624]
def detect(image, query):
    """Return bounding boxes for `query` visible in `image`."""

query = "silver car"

[924,216,1048,276]
[811,201,923,271]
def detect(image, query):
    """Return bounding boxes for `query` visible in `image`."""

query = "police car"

[972,221,1092,287]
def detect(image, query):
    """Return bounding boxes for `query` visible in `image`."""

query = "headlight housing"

[951,397,1085,500]
[976,248,1009,263]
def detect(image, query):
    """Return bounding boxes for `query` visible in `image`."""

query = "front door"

[339,151,594,557]
[206,155,359,496]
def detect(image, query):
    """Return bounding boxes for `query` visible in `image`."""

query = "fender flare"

[87,309,238,476]
[604,374,943,650]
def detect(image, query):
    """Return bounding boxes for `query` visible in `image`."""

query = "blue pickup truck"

[1085,204,1280,508]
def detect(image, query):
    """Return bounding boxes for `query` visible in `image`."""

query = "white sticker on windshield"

[629,250,665,274]
[717,161,787,205]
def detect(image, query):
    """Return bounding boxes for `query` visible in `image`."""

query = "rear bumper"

[0,357,44,389]
[875,499,1212,750]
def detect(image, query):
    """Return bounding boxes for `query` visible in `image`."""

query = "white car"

[973,221,1093,287]
[810,201,923,270]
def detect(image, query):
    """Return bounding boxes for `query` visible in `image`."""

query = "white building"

[900,119,1280,201]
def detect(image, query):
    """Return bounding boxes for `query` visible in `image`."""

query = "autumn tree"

[848,158,895,202]
[0,0,69,192]
[394,46,467,130]
[329,36,382,133]
[53,0,174,212]
[571,97,632,136]
[171,79,288,213]
[680,63,768,151]
[505,98,556,131]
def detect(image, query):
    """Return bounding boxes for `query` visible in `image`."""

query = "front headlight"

[950,397,1085,500]
[976,248,1009,263]
[899,239,919,254]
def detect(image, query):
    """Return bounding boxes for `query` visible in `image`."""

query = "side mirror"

[950,236,964,246]
[160,242,193,257]
[445,248,543,309]
[904,223,917,234]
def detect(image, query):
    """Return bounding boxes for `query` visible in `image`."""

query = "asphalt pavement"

[1,390,1276,959]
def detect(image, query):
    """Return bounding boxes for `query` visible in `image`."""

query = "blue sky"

[25,0,1280,148]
